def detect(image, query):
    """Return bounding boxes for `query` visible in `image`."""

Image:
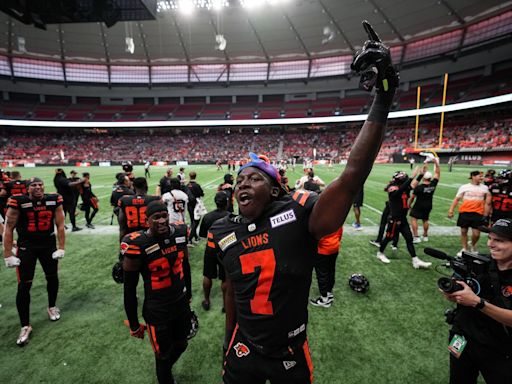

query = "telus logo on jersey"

[270,209,296,228]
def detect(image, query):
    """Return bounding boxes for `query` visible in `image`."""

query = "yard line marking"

[362,203,383,215]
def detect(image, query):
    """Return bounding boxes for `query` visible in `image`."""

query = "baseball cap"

[480,218,512,241]
[70,170,77,175]
[214,191,228,205]
[423,171,432,180]
[469,170,482,179]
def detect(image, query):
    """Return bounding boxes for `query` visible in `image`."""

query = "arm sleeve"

[123,271,140,330]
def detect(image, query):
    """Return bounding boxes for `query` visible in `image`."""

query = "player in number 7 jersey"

[208,20,400,384]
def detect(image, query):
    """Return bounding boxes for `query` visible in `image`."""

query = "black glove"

[351,20,398,93]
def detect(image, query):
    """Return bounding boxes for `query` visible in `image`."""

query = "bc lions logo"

[233,342,250,358]
[120,242,129,255]
[502,285,512,298]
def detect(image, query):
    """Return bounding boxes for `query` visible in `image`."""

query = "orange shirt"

[456,183,489,215]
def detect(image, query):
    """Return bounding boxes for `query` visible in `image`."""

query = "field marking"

[362,203,383,215]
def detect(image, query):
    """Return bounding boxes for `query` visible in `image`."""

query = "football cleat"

[376,252,390,264]
[48,306,61,321]
[187,311,199,340]
[17,325,32,346]
[201,300,210,311]
[412,257,432,269]
[309,296,332,308]
[369,240,381,248]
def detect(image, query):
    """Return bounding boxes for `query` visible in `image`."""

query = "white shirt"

[162,189,189,223]
[295,175,325,190]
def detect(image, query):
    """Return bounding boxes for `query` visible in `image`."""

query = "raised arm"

[309,21,399,239]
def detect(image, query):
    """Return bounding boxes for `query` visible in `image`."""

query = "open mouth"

[238,192,252,206]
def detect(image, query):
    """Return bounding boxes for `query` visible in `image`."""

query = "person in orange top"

[309,227,343,308]
[448,171,492,255]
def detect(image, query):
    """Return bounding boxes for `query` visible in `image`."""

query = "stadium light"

[179,0,195,15]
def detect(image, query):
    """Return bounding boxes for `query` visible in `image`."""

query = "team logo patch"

[283,361,297,370]
[46,201,56,206]
[270,209,296,228]
[234,342,250,358]
[175,236,186,244]
[218,232,237,251]
[120,242,129,255]
[21,203,32,208]
[146,243,161,254]
[502,285,512,297]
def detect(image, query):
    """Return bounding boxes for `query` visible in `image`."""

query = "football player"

[118,177,161,241]
[6,171,28,197]
[208,20,400,383]
[53,169,84,232]
[489,169,512,224]
[3,177,66,346]
[122,201,191,384]
[376,167,432,268]
[199,191,230,311]
[110,173,135,221]
[162,178,189,224]
[218,174,235,213]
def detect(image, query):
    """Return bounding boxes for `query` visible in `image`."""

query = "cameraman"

[441,218,512,384]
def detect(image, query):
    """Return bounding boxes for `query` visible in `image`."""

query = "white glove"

[52,249,65,260]
[4,256,21,268]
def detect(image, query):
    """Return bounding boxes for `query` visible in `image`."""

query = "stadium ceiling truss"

[0,0,512,86]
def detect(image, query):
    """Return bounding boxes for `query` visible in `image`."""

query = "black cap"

[481,218,512,241]
[146,201,167,218]
[214,191,228,205]
[70,170,77,175]
[469,170,482,179]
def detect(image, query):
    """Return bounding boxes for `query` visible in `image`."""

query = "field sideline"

[0,163,491,384]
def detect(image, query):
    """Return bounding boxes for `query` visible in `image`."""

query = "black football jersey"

[7,180,28,197]
[208,191,319,350]
[121,224,188,324]
[110,185,135,207]
[489,183,512,221]
[7,193,63,248]
[118,194,161,233]
[387,179,413,219]
[412,178,439,210]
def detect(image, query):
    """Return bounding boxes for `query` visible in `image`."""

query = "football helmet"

[122,161,133,173]
[187,310,199,340]
[497,169,511,184]
[112,261,124,284]
[392,171,408,184]
[348,273,370,293]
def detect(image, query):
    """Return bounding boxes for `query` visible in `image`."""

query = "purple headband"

[238,152,281,185]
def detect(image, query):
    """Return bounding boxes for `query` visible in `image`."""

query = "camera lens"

[437,277,455,293]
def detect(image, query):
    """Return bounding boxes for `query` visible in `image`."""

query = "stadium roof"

[1,0,511,66]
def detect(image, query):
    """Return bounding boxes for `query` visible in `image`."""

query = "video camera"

[424,247,490,293]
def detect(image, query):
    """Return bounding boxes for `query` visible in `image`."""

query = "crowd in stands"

[1,117,511,165]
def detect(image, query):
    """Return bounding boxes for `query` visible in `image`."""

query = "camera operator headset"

[440,218,512,384]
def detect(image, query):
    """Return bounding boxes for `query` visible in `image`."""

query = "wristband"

[367,91,394,124]
[475,297,486,310]
[416,174,423,182]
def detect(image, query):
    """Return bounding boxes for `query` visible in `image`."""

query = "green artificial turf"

[0,163,492,383]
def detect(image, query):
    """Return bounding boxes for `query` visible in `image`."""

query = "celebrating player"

[207,20,399,383]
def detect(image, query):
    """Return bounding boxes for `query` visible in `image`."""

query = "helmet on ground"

[112,261,124,284]
[187,310,199,340]
[348,273,370,293]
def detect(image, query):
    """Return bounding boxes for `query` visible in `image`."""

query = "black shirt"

[118,194,161,234]
[121,224,188,324]
[387,179,413,219]
[452,260,512,354]
[199,209,229,238]
[110,185,135,208]
[7,193,63,248]
[208,191,318,351]
[411,178,439,211]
